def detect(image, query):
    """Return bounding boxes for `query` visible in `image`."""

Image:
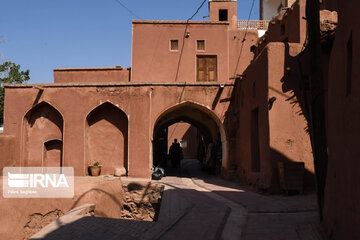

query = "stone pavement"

[180,159,323,240]
[31,159,324,240]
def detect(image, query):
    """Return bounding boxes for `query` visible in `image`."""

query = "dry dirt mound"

[23,209,64,240]
[120,182,163,221]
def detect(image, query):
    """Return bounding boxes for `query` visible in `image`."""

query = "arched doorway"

[85,102,128,175]
[23,102,64,167]
[153,102,226,174]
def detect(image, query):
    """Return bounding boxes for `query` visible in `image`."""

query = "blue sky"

[0,0,259,83]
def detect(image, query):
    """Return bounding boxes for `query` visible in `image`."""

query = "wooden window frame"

[196,55,218,82]
[197,40,205,51]
[170,40,179,51]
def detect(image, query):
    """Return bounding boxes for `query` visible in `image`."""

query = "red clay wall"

[85,102,128,175]
[54,67,130,83]
[256,0,306,57]
[209,1,237,28]
[131,21,257,83]
[267,43,313,186]
[320,0,338,11]
[3,83,232,178]
[168,123,198,159]
[0,135,15,175]
[228,29,258,77]
[23,103,63,167]
[323,0,360,238]
[233,42,314,190]
[0,177,124,240]
[132,21,230,83]
[233,43,271,188]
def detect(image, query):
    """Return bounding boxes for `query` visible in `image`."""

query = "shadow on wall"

[281,40,331,213]
[181,125,198,159]
[270,148,315,189]
[222,42,317,191]
[280,42,311,134]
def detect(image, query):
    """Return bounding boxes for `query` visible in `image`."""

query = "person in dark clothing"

[169,139,183,168]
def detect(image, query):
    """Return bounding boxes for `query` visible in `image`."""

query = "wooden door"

[197,55,217,82]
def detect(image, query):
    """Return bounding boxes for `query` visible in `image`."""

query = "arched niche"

[23,102,64,167]
[85,102,128,175]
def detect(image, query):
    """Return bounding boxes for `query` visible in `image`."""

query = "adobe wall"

[168,123,198,158]
[3,83,232,178]
[3,85,151,178]
[267,43,313,187]
[0,135,15,175]
[131,21,230,83]
[320,0,338,11]
[256,0,306,57]
[232,42,313,190]
[232,43,271,188]
[54,67,130,83]
[0,177,124,240]
[209,1,237,28]
[228,29,258,78]
[323,0,360,238]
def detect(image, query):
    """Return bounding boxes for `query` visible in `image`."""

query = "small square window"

[197,40,205,51]
[219,9,228,21]
[170,40,179,51]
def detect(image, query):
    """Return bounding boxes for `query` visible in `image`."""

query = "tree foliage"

[0,61,30,124]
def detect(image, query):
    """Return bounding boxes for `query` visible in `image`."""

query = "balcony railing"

[237,20,269,30]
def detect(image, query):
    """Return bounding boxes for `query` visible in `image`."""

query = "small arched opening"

[43,139,63,167]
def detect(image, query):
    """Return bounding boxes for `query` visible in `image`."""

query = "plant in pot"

[89,161,102,176]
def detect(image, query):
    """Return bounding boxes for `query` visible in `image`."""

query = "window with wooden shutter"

[197,55,217,82]
[197,40,205,51]
[170,40,179,51]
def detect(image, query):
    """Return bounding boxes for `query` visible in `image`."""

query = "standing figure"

[169,139,183,168]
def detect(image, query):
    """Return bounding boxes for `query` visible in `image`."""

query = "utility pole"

[305,0,328,220]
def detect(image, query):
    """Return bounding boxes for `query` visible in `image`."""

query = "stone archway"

[152,101,226,173]
[23,102,64,167]
[85,102,128,175]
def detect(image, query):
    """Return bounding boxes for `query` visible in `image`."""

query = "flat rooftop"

[4,82,235,88]
[132,20,229,25]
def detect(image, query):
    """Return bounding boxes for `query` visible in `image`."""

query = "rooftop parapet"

[237,20,269,30]
[253,0,306,57]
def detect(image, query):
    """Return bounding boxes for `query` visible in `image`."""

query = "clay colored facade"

[3,83,233,178]
[1,2,257,178]
[2,0,360,238]
[1,0,313,191]
[223,0,314,191]
[321,0,360,238]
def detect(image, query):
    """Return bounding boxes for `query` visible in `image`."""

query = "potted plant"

[89,161,102,176]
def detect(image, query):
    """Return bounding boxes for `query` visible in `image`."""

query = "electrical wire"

[232,0,256,77]
[175,0,207,84]
[218,0,256,119]
[113,0,143,19]
[187,0,207,21]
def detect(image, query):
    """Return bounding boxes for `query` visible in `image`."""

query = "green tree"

[0,61,30,124]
